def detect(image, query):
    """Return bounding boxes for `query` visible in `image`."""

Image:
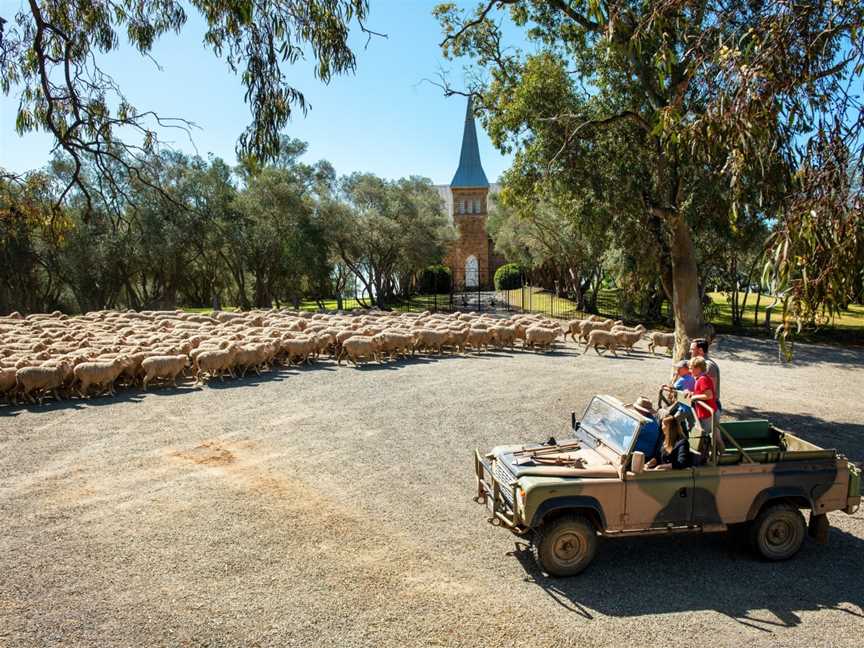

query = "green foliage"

[419,265,452,294]
[1,0,372,209]
[494,263,523,291]
[0,140,453,314]
[435,0,863,347]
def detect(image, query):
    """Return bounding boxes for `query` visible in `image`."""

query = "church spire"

[450,96,489,189]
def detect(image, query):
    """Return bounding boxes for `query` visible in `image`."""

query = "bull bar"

[473,449,526,533]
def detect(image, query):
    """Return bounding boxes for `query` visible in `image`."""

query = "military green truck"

[474,393,861,577]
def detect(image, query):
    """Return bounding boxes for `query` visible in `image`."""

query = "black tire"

[533,514,598,577]
[749,503,806,561]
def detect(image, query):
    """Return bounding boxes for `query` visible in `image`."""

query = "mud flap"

[808,513,830,545]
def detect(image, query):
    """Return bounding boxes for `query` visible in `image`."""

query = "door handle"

[678,488,688,498]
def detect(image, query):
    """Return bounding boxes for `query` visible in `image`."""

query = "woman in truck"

[646,416,692,470]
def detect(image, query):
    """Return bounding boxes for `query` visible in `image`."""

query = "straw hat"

[632,396,655,417]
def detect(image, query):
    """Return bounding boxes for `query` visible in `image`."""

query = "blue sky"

[0,1,517,185]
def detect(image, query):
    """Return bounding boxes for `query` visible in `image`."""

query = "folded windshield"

[580,398,641,454]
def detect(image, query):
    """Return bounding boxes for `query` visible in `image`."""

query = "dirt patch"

[173,440,235,466]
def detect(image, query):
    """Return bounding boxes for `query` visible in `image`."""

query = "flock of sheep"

[0,308,676,406]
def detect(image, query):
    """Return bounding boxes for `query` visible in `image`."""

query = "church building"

[435,97,504,289]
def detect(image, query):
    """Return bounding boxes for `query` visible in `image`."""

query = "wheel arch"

[746,487,813,522]
[530,496,606,531]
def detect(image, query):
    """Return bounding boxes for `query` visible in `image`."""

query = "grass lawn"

[708,292,864,331]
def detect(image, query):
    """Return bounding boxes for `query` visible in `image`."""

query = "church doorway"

[465,255,479,288]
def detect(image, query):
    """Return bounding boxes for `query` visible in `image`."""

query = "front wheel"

[533,514,598,577]
[749,503,806,561]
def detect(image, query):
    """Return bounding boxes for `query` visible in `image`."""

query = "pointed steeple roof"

[450,96,489,189]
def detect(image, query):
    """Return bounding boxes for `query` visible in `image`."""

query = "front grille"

[493,459,516,505]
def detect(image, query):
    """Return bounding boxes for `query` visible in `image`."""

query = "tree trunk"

[668,215,706,359]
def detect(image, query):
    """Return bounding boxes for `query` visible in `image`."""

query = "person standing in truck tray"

[687,356,724,461]
[690,337,721,411]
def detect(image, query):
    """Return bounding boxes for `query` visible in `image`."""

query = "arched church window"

[473,199,481,213]
[465,255,479,288]
[466,199,473,214]
[458,200,465,214]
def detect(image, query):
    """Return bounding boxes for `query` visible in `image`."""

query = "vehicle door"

[623,468,694,529]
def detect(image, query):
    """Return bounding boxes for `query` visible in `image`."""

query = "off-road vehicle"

[474,391,861,576]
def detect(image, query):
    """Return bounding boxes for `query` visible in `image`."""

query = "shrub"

[494,263,523,290]
[419,264,452,294]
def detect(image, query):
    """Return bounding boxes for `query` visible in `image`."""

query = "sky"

[0,1,518,185]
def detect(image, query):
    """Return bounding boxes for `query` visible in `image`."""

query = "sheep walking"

[647,331,676,355]
[583,330,621,356]
[337,336,379,366]
[73,357,129,397]
[142,355,190,389]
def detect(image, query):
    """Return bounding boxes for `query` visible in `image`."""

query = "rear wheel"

[750,503,806,561]
[533,514,598,577]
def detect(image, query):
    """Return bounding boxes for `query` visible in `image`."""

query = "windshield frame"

[577,396,643,456]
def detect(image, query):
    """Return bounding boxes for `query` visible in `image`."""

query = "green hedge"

[418,264,452,294]
[494,263,523,290]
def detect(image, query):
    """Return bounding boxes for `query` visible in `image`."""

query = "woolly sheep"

[525,326,560,352]
[647,331,676,355]
[337,336,379,366]
[583,329,622,356]
[74,356,130,397]
[195,346,239,383]
[142,355,190,389]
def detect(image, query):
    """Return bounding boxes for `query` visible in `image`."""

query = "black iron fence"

[301,272,669,325]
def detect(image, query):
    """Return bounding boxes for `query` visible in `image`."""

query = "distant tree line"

[0,138,455,314]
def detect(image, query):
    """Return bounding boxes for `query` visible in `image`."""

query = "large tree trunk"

[669,215,706,359]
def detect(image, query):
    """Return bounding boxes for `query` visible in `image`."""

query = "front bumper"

[473,449,526,533]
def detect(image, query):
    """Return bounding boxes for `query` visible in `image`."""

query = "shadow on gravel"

[727,405,864,465]
[717,336,864,369]
[508,524,864,631]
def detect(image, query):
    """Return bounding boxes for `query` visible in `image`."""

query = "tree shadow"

[507,523,864,630]
[717,336,864,369]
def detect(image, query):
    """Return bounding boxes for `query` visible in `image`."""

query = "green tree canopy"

[1,0,377,211]
[436,0,863,354]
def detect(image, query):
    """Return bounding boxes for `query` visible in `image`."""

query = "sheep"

[578,318,621,343]
[525,325,560,352]
[647,331,676,355]
[466,327,493,353]
[1,366,20,403]
[565,319,585,343]
[372,331,415,360]
[413,329,449,355]
[583,329,621,356]
[611,323,646,335]
[282,337,315,366]
[614,329,645,352]
[194,346,238,383]
[337,336,380,366]
[73,356,130,397]
[141,355,190,389]
[490,324,517,350]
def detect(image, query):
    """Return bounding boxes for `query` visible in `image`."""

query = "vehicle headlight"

[515,485,526,513]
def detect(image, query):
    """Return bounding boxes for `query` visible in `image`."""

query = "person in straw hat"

[629,396,662,460]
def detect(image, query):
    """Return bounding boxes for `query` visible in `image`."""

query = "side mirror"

[631,451,645,474]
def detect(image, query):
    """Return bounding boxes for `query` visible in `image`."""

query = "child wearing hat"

[672,359,695,392]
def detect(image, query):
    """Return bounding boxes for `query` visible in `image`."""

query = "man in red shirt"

[687,356,724,461]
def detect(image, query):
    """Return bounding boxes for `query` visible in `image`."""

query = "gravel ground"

[1,335,863,648]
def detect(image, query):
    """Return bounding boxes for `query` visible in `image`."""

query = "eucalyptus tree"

[436,0,863,353]
[1,0,378,212]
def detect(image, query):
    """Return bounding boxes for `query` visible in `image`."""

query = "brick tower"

[447,97,492,289]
